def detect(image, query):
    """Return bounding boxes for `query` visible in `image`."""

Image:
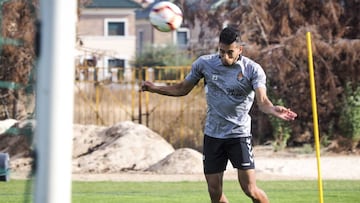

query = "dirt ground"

[10,146,360,182]
[70,150,360,182]
[3,121,360,182]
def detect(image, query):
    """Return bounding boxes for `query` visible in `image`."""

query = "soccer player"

[141,26,297,203]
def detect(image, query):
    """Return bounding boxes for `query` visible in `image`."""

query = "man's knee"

[205,172,226,202]
[242,185,269,202]
[206,182,224,203]
[242,185,259,199]
[208,184,222,197]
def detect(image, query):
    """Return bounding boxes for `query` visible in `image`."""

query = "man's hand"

[273,106,297,121]
[141,81,154,92]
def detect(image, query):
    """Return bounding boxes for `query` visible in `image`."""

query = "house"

[76,0,142,80]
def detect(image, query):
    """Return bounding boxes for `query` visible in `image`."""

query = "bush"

[269,99,292,151]
[339,83,360,150]
[131,44,193,67]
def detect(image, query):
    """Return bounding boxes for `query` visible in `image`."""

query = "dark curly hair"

[219,27,241,45]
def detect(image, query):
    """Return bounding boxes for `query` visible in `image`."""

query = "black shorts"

[203,135,255,174]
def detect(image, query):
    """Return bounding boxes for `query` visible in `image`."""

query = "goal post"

[35,0,77,202]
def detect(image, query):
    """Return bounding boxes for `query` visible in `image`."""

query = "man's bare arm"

[255,87,297,121]
[141,79,196,97]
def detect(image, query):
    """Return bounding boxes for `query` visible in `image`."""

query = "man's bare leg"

[238,169,269,203]
[205,172,229,203]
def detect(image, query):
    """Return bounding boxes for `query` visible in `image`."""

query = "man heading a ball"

[141,26,297,203]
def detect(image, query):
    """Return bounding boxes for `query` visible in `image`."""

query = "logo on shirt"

[237,71,243,81]
[212,74,218,81]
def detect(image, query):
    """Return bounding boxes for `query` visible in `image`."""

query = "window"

[174,28,189,46]
[138,30,144,54]
[108,58,125,68]
[177,31,188,45]
[107,58,127,82]
[108,22,125,36]
[105,19,127,36]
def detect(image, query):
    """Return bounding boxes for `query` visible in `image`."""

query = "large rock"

[72,121,175,173]
[72,124,108,158]
[0,119,34,159]
[5,120,204,175]
[146,148,203,174]
[0,119,17,134]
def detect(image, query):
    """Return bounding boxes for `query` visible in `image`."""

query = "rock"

[0,119,17,134]
[146,148,203,174]
[0,119,33,159]
[72,124,108,158]
[5,120,205,176]
[72,121,175,173]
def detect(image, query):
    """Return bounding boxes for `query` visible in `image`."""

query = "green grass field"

[0,180,359,203]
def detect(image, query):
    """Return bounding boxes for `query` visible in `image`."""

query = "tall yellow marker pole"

[306,32,324,203]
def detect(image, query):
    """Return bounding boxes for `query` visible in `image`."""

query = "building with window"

[77,0,141,80]
[135,0,190,56]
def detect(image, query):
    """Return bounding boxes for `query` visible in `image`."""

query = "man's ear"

[238,45,243,53]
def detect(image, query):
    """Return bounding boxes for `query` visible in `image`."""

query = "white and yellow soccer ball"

[149,1,183,32]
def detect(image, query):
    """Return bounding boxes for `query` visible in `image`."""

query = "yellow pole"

[131,67,136,121]
[95,68,100,125]
[306,32,324,203]
[145,67,150,126]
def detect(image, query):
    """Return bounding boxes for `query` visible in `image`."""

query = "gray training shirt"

[185,54,267,139]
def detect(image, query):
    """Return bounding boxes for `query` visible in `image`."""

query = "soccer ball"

[149,1,183,32]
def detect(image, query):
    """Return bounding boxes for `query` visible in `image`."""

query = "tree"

[176,0,360,149]
[0,0,37,120]
[132,43,193,67]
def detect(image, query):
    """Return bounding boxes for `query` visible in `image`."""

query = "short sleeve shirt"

[185,54,267,138]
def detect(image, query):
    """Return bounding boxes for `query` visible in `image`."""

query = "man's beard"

[219,55,239,66]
